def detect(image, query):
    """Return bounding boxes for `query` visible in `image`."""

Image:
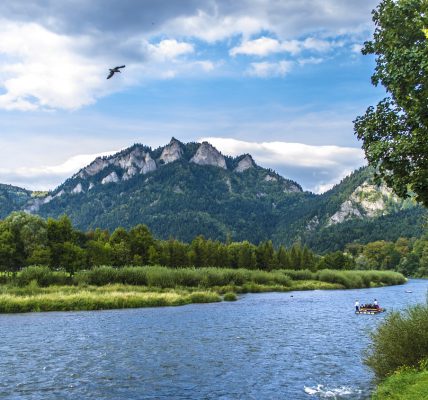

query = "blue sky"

[0,0,382,192]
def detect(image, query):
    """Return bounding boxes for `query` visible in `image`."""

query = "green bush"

[223,292,238,301]
[365,301,428,380]
[282,269,314,281]
[17,266,69,287]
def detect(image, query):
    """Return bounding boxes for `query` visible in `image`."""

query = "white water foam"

[304,384,359,398]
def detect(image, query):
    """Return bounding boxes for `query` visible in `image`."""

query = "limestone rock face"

[141,153,156,174]
[71,183,83,194]
[160,139,183,164]
[327,181,401,225]
[234,155,254,173]
[77,146,157,183]
[328,200,362,225]
[284,184,302,193]
[190,142,227,169]
[78,158,110,178]
[113,147,157,179]
[264,174,277,182]
[113,147,148,170]
[24,194,54,213]
[101,171,119,185]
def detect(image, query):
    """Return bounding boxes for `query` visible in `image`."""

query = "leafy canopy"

[354,0,428,206]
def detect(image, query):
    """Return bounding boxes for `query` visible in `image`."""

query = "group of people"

[355,299,379,312]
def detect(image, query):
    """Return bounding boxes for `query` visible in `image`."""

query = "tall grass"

[0,289,221,313]
[16,266,70,287]
[3,266,405,290]
[73,266,293,289]
[315,269,405,289]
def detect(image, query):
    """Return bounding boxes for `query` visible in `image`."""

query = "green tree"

[289,243,302,270]
[59,242,86,275]
[318,251,355,270]
[109,227,131,266]
[0,224,17,272]
[86,240,111,267]
[128,224,154,265]
[237,241,257,269]
[354,0,428,206]
[276,245,291,269]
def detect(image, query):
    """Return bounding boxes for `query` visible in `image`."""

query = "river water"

[0,279,427,400]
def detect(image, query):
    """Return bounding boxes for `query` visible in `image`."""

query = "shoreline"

[0,278,404,314]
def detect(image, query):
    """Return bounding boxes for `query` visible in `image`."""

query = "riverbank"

[372,368,428,400]
[0,266,406,313]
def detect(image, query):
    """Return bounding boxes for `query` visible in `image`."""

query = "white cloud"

[0,20,112,111]
[163,10,265,42]
[351,43,363,54]
[194,60,215,72]
[302,37,335,52]
[147,39,194,61]
[230,36,335,57]
[247,61,293,77]
[163,1,377,43]
[230,37,284,56]
[0,151,117,190]
[298,57,324,66]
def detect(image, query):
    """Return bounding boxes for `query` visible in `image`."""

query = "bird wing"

[117,65,126,69]
[107,71,114,79]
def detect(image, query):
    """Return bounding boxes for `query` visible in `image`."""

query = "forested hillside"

[0,140,425,251]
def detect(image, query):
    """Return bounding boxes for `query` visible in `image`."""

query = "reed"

[72,266,293,289]
[0,289,221,313]
[315,269,405,289]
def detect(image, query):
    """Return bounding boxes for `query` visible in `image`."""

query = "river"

[0,279,427,399]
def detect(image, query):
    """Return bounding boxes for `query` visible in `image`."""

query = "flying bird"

[107,65,125,79]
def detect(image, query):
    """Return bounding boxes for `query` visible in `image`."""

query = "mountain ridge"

[0,138,425,250]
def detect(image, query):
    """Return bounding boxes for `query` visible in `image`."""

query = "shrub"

[223,292,238,301]
[281,269,314,281]
[17,266,69,287]
[365,301,428,380]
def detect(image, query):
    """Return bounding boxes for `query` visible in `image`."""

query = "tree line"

[0,212,426,276]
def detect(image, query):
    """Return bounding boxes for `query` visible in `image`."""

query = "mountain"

[28,138,303,243]
[1,138,426,250]
[272,166,426,252]
[0,184,33,218]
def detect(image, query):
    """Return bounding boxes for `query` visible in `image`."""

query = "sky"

[0,0,383,193]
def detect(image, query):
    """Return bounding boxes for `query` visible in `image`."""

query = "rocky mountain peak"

[74,144,157,184]
[159,137,184,164]
[234,154,255,173]
[190,142,227,169]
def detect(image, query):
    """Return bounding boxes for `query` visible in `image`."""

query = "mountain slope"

[271,166,426,251]
[0,184,33,218]
[33,139,305,243]
[1,139,426,249]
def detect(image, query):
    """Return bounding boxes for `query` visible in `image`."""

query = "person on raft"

[355,300,360,312]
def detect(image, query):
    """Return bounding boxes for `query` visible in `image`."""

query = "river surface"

[0,279,427,400]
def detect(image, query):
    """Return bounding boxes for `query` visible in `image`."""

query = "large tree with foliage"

[354,0,428,206]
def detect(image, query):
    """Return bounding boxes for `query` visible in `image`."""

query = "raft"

[355,308,386,315]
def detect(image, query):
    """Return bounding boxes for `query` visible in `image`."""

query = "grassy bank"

[0,266,406,313]
[372,368,428,400]
[365,300,428,399]
[0,285,222,313]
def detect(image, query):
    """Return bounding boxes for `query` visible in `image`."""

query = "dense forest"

[0,212,426,277]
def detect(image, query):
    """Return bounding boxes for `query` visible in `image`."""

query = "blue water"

[0,279,427,400]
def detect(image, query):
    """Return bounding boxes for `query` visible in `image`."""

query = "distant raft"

[356,307,386,315]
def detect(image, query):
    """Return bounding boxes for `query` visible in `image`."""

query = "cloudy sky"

[0,0,382,192]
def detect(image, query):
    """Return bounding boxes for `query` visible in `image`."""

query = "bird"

[107,65,125,79]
